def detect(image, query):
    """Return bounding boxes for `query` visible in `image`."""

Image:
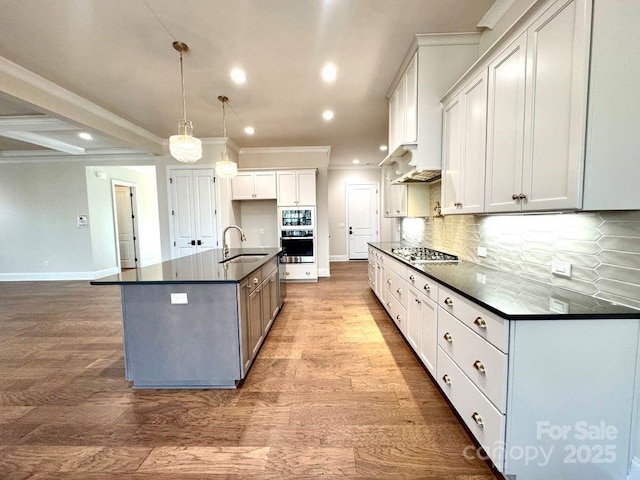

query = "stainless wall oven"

[280,229,315,263]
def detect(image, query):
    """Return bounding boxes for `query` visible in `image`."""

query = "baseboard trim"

[629,456,640,480]
[318,268,330,277]
[329,255,348,262]
[0,267,119,281]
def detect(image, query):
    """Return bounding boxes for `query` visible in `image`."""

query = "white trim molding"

[318,268,331,277]
[629,456,640,480]
[0,267,119,282]
[239,146,331,155]
[329,255,348,262]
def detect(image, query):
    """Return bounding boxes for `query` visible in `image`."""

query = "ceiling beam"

[0,131,85,154]
[0,114,78,132]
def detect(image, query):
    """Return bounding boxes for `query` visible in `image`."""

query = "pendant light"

[169,41,202,163]
[215,95,238,178]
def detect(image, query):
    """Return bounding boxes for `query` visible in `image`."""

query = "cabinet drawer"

[385,289,407,335]
[406,269,439,303]
[438,310,507,412]
[246,269,263,292]
[384,255,407,277]
[284,264,317,280]
[438,286,508,352]
[384,267,408,309]
[437,347,505,468]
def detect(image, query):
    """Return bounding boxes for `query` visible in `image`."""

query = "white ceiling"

[0,0,495,165]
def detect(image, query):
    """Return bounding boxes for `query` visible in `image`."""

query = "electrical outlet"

[549,298,569,314]
[170,293,188,304]
[551,261,572,277]
[477,246,487,258]
[476,272,486,284]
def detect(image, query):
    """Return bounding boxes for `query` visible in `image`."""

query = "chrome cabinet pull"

[512,193,519,200]
[396,288,402,295]
[443,332,453,343]
[415,298,420,304]
[442,374,451,385]
[444,297,453,306]
[396,314,402,322]
[473,360,486,374]
[474,317,487,329]
[423,284,430,292]
[471,412,484,427]
[518,193,527,200]
[387,279,392,285]
[253,277,259,285]
[409,275,415,281]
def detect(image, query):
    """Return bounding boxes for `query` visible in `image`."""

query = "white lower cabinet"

[283,263,317,281]
[437,347,506,467]
[369,246,640,479]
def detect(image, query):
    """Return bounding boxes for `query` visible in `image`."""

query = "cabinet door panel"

[231,172,255,200]
[459,70,488,214]
[404,54,418,144]
[249,288,263,357]
[296,171,316,206]
[522,0,586,210]
[485,34,527,213]
[418,295,437,376]
[441,97,463,214]
[253,172,277,199]
[276,171,297,206]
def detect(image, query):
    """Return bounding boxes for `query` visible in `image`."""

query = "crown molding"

[240,146,331,155]
[477,0,517,29]
[0,55,164,155]
[0,151,155,164]
[328,164,380,171]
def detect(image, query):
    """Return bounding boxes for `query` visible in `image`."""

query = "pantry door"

[347,183,379,260]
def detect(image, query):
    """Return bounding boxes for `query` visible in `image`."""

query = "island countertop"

[91,247,283,285]
[369,242,639,320]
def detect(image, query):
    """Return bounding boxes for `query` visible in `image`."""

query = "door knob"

[191,240,196,246]
[197,240,202,246]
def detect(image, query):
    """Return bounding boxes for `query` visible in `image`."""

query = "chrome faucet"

[222,225,246,258]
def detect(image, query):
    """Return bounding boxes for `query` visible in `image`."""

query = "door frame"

[166,166,221,259]
[345,181,380,260]
[111,180,139,270]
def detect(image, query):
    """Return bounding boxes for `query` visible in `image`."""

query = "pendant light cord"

[179,52,187,123]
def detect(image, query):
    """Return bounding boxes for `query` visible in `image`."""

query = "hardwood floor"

[0,262,501,479]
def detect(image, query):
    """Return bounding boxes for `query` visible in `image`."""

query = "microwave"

[279,207,315,229]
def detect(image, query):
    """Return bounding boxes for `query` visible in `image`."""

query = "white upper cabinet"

[520,0,588,211]
[231,171,276,200]
[276,169,316,206]
[485,34,527,213]
[442,70,488,215]
[388,52,418,153]
[444,0,599,215]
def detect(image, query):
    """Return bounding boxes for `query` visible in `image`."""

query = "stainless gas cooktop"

[391,247,458,264]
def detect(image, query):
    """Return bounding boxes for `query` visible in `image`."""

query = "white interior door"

[347,183,378,260]
[170,168,218,259]
[114,185,137,269]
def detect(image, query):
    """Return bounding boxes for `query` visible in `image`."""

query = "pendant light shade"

[170,41,202,163]
[215,95,238,178]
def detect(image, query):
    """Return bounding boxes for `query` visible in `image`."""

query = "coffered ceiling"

[0,0,495,165]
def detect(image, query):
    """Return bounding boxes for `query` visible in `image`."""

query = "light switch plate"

[477,246,487,258]
[170,293,188,304]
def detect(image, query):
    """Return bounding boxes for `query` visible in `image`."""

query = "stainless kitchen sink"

[219,253,267,264]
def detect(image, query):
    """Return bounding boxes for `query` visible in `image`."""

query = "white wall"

[327,167,381,259]
[239,147,331,276]
[85,166,161,270]
[239,201,278,248]
[0,161,94,278]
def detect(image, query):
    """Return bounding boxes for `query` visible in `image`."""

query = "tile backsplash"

[401,183,640,310]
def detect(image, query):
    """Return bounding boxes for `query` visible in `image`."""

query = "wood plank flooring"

[0,261,502,479]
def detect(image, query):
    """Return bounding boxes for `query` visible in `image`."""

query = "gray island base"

[91,248,284,389]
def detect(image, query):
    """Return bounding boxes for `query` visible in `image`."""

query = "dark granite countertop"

[369,242,639,320]
[91,248,283,285]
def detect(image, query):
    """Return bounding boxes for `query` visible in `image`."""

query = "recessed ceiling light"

[321,63,337,83]
[352,159,360,165]
[322,110,334,121]
[244,126,255,135]
[78,132,93,140]
[230,68,247,84]
[379,145,388,152]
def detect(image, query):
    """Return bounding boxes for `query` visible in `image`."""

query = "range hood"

[378,144,441,184]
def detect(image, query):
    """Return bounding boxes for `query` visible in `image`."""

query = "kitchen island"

[91,247,284,389]
[368,242,640,480]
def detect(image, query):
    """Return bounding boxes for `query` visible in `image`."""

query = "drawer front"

[247,269,263,292]
[437,347,505,469]
[384,254,407,277]
[438,286,508,352]
[406,268,439,302]
[385,267,408,309]
[386,290,407,335]
[284,263,317,280]
[438,310,507,412]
